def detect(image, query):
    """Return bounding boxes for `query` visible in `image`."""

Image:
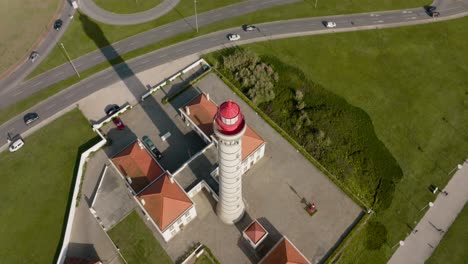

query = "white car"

[325,21,337,28]
[9,138,25,152]
[228,34,241,41]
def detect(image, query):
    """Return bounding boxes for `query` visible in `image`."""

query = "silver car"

[29,51,39,62]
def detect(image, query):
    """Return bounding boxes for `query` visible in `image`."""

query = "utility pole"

[60,42,80,78]
[194,0,199,32]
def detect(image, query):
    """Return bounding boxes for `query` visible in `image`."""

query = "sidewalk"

[388,160,468,264]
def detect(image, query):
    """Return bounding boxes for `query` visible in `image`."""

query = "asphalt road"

[1,0,467,151]
[79,0,181,25]
[0,2,76,94]
[0,0,298,100]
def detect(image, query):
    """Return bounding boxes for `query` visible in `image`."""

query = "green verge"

[0,109,96,263]
[93,0,164,14]
[30,0,427,78]
[225,17,468,264]
[108,210,173,264]
[426,203,468,264]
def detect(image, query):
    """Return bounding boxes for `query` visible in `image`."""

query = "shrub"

[365,221,388,250]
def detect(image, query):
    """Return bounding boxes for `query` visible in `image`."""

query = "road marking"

[370,13,380,17]
[402,10,413,14]
[31,80,43,87]
[140,59,151,64]
[373,20,385,23]
[45,103,56,110]
[54,72,63,78]
[11,89,24,97]
[406,16,417,20]
[65,91,76,99]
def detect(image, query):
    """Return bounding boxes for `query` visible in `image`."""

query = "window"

[177,219,182,225]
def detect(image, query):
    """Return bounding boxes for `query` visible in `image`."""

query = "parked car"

[29,51,39,62]
[426,6,437,12]
[242,25,257,31]
[228,34,241,41]
[323,21,337,28]
[112,117,125,130]
[105,104,120,116]
[54,19,63,30]
[9,138,24,152]
[142,136,163,160]
[23,112,39,125]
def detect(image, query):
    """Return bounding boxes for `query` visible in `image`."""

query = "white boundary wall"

[56,127,107,264]
[141,58,210,101]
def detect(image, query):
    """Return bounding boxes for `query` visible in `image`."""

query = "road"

[0,0,467,152]
[0,2,76,94]
[78,0,180,25]
[0,0,299,98]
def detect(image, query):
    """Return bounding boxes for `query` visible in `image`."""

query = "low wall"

[141,58,209,101]
[56,127,107,264]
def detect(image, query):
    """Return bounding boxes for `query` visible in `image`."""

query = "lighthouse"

[213,100,247,224]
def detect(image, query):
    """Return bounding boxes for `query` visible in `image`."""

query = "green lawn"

[93,0,164,14]
[30,0,427,78]
[0,109,97,263]
[427,204,468,264]
[0,0,59,76]
[206,17,468,263]
[108,210,173,264]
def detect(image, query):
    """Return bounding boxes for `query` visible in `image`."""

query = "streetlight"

[391,240,405,249]
[419,202,434,212]
[194,0,199,32]
[60,42,80,78]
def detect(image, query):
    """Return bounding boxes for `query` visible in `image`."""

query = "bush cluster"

[211,48,403,210]
[222,49,278,105]
[365,221,388,250]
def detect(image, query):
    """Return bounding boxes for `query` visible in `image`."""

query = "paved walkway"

[78,0,180,25]
[388,160,468,264]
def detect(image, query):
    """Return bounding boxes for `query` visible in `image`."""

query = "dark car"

[54,19,63,30]
[242,24,257,31]
[23,112,39,125]
[105,104,120,116]
[112,117,125,130]
[29,51,39,62]
[426,6,437,12]
[142,136,163,160]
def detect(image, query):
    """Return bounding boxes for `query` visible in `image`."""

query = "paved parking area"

[101,97,206,173]
[162,73,363,263]
[91,165,136,231]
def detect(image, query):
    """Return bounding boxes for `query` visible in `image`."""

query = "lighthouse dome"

[215,100,245,135]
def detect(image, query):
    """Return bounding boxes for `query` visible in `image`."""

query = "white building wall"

[161,205,197,242]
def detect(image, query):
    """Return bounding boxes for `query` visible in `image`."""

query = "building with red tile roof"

[243,219,268,248]
[180,93,266,174]
[259,236,311,264]
[138,173,194,231]
[111,140,165,193]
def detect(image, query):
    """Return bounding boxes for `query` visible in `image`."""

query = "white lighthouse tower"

[213,100,247,224]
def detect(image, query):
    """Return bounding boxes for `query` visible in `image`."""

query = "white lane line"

[140,59,151,64]
[370,13,380,17]
[174,48,185,53]
[11,89,24,97]
[405,16,417,20]
[54,71,63,78]
[402,10,413,14]
[65,91,76,99]
[30,80,43,88]
[373,20,385,23]
[45,103,56,110]
[158,54,168,58]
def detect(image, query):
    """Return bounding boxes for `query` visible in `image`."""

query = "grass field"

[30,0,427,77]
[426,204,468,264]
[0,0,60,76]
[93,0,164,14]
[207,17,468,263]
[0,109,97,263]
[108,210,173,264]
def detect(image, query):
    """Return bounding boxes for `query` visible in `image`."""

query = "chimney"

[141,199,146,206]
[169,174,174,183]
[206,93,210,101]
[185,106,190,115]
[137,140,145,149]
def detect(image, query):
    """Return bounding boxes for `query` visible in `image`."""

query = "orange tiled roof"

[112,141,164,193]
[138,173,193,231]
[184,93,217,136]
[260,237,310,264]
[183,93,264,160]
[244,220,267,244]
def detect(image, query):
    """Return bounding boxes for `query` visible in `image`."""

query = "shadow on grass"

[53,135,103,262]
